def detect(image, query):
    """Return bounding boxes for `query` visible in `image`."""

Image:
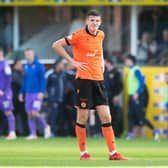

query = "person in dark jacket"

[47,59,65,136]
[104,58,123,137]
[12,60,28,136]
[62,62,76,136]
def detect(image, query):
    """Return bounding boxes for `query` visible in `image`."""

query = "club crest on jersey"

[81,102,87,108]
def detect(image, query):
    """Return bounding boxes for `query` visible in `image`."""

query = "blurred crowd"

[0,48,125,138]
[137,29,168,66]
[1,47,168,140]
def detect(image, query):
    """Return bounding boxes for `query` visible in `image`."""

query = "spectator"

[124,54,145,140]
[46,59,65,136]
[137,32,157,65]
[12,60,28,136]
[158,48,168,65]
[104,58,123,137]
[0,48,16,140]
[19,48,51,140]
[157,29,168,56]
[63,62,76,136]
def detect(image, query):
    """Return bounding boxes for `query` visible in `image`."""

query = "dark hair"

[54,58,63,67]
[125,54,136,64]
[13,59,21,66]
[106,58,114,65]
[25,48,34,52]
[86,10,101,18]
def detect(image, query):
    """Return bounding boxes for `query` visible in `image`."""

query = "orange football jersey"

[65,27,105,81]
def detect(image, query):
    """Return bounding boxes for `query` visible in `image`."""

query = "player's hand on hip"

[71,60,88,71]
[38,93,44,100]
[0,90,4,96]
[18,94,24,102]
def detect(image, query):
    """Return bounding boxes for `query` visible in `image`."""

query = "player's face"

[86,15,102,34]
[55,62,65,72]
[25,50,35,63]
[124,59,132,67]
[105,62,113,71]
[15,61,23,71]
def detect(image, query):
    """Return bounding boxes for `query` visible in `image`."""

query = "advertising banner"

[1,0,168,6]
[123,67,168,138]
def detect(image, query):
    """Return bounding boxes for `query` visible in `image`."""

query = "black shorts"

[75,79,109,109]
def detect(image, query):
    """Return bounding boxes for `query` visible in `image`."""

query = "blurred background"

[0,2,168,139]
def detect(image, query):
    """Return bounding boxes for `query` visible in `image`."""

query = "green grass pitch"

[0,137,167,168]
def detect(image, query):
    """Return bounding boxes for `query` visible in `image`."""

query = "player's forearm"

[52,40,74,64]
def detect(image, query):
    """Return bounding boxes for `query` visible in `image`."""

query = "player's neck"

[85,26,98,36]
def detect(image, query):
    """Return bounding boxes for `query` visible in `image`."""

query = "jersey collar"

[85,26,99,37]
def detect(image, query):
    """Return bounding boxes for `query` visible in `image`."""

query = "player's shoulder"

[71,28,85,36]
[98,30,105,38]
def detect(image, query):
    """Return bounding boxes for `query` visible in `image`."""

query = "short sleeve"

[102,31,105,40]
[65,32,79,46]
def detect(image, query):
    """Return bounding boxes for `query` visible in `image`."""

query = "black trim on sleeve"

[64,37,70,46]
[102,123,112,127]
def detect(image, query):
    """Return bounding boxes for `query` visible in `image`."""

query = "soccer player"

[52,10,127,160]
[0,48,16,140]
[19,48,51,140]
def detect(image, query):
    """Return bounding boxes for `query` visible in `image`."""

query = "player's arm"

[52,38,87,71]
[133,69,144,100]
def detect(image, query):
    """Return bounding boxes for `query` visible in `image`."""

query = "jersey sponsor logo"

[86,49,98,57]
